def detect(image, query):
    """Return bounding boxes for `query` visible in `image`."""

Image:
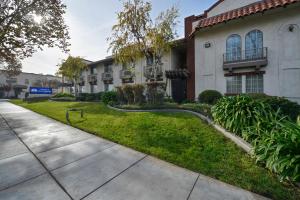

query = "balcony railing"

[223,47,268,71]
[144,64,163,80]
[88,74,97,85]
[78,76,85,86]
[102,72,113,82]
[120,69,134,80]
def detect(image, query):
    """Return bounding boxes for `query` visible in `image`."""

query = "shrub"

[122,85,134,104]
[212,95,272,135]
[181,103,212,118]
[253,95,300,122]
[116,87,127,104]
[102,91,118,105]
[146,82,166,105]
[76,92,102,102]
[50,97,76,102]
[132,84,145,105]
[244,115,300,182]
[52,93,74,98]
[198,90,222,105]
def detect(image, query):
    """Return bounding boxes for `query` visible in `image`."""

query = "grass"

[11,100,300,200]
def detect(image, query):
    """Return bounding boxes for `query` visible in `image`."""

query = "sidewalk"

[0,101,269,200]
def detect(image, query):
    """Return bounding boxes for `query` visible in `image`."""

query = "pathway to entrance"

[0,101,269,200]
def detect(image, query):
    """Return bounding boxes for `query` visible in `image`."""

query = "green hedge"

[102,91,118,105]
[52,93,74,98]
[77,92,103,102]
[198,90,222,105]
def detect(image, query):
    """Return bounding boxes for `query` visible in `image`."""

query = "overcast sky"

[21,0,215,75]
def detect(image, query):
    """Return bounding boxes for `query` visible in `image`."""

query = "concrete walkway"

[0,101,269,200]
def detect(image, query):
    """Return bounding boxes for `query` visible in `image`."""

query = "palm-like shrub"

[244,116,300,182]
[212,95,272,135]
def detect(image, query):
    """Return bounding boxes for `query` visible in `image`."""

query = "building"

[0,71,64,98]
[79,0,300,104]
[185,0,300,103]
[79,40,188,102]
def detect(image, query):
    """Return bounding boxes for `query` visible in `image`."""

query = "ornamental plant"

[132,84,145,105]
[122,85,134,104]
[211,95,272,135]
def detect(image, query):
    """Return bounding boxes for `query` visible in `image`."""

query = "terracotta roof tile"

[194,0,300,33]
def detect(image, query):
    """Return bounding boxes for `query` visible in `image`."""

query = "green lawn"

[11,100,300,200]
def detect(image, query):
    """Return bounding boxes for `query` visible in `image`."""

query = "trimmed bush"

[76,92,103,102]
[52,93,74,98]
[198,90,222,105]
[102,91,118,105]
[50,97,76,102]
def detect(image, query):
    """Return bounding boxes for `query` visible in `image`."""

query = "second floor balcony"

[144,64,163,81]
[102,72,113,82]
[120,69,134,80]
[223,47,268,71]
[78,76,85,86]
[87,74,97,85]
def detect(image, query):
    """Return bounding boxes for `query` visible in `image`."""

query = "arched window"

[245,30,263,59]
[226,34,242,62]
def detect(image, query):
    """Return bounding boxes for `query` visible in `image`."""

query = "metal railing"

[223,47,268,64]
[87,74,97,84]
[120,69,134,79]
[143,64,163,80]
[101,72,113,81]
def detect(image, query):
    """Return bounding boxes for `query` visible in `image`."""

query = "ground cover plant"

[212,95,300,185]
[11,99,300,200]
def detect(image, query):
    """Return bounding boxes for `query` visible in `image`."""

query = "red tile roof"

[193,0,300,33]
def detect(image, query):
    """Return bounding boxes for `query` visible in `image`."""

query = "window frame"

[226,34,242,62]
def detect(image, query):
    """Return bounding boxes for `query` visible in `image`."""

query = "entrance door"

[171,79,187,103]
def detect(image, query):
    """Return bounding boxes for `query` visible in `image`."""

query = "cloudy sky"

[22,0,215,75]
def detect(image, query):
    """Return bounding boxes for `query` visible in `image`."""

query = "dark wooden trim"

[224,71,265,77]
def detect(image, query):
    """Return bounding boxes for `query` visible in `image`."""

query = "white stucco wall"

[194,5,300,103]
[207,0,259,17]
[81,51,174,97]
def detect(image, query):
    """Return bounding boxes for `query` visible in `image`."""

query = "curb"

[108,105,253,154]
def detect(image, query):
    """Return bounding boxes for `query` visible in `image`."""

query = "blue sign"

[29,87,52,95]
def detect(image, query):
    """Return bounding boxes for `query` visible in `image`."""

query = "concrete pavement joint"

[80,155,148,200]
[0,172,48,192]
[186,174,200,200]
[49,143,116,172]
[0,114,74,200]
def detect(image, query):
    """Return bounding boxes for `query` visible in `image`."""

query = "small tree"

[108,0,179,83]
[57,56,87,97]
[0,0,70,74]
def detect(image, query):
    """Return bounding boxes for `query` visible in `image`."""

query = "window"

[104,84,109,92]
[226,76,242,94]
[245,30,263,59]
[25,79,29,85]
[246,74,263,93]
[146,53,154,66]
[226,34,242,62]
[104,64,112,72]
